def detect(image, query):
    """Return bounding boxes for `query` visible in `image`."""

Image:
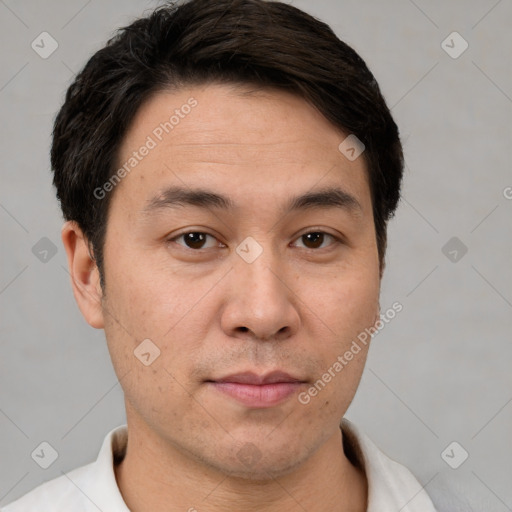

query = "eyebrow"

[143,185,362,217]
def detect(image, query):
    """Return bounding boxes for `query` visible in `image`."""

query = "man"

[3,1,440,510]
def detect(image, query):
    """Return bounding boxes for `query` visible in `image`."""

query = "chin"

[204,442,311,482]
[220,459,304,482]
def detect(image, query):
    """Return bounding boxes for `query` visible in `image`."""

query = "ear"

[61,221,105,329]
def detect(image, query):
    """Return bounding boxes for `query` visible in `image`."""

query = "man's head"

[52,0,403,288]
[56,0,403,482]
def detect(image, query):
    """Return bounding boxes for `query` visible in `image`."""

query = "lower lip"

[210,382,304,408]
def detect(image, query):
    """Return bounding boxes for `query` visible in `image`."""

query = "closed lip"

[209,371,306,385]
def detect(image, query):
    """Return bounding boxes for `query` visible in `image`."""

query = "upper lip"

[212,371,304,385]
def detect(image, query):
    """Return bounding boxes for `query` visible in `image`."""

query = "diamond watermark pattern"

[31,441,59,469]
[338,134,365,161]
[441,32,468,59]
[442,236,468,263]
[441,441,469,469]
[236,236,263,264]
[31,32,59,59]
[32,237,58,263]
[134,338,161,366]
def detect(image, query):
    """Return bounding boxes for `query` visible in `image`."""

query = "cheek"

[104,248,202,341]
[301,331,370,421]
[100,254,213,401]
[299,267,378,402]
[101,277,200,431]
[308,268,380,340]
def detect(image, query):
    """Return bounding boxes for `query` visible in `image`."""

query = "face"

[94,84,381,478]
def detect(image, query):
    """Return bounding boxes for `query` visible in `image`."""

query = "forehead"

[113,83,371,213]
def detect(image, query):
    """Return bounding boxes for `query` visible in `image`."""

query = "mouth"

[206,371,308,408]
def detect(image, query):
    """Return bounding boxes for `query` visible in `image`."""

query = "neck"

[114,421,367,512]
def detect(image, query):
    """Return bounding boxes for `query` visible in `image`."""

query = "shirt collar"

[79,425,130,511]
[341,418,437,511]
[85,420,436,512]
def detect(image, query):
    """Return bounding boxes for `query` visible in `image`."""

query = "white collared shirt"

[2,419,439,511]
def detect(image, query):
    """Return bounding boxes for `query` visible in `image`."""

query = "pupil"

[186,232,206,249]
[304,232,323,248]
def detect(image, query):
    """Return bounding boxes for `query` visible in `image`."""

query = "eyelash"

[168,230,343,252]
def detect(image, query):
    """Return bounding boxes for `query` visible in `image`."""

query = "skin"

[62,84,382,512]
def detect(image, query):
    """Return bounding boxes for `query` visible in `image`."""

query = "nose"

[220,249,301,342]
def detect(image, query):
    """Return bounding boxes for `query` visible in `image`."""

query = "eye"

[292,231,340,250]
[171,232,222,250]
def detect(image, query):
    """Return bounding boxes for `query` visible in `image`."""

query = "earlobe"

[61,221,105,329]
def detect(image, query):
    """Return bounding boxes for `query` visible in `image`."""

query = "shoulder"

[1,463,96,512]
[2,425,129,512]
[428,471,506,512]
[342,419,440,511]
[342,422,498,512]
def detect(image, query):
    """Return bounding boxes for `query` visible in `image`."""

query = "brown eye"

[302,232,324,248]
[293,231,338,250]
[173,232,218,250]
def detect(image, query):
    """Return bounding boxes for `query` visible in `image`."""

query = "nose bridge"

[222,237,299,341]
[235,238,284,302]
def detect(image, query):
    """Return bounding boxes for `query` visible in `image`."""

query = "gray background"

[1,0,511,509]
